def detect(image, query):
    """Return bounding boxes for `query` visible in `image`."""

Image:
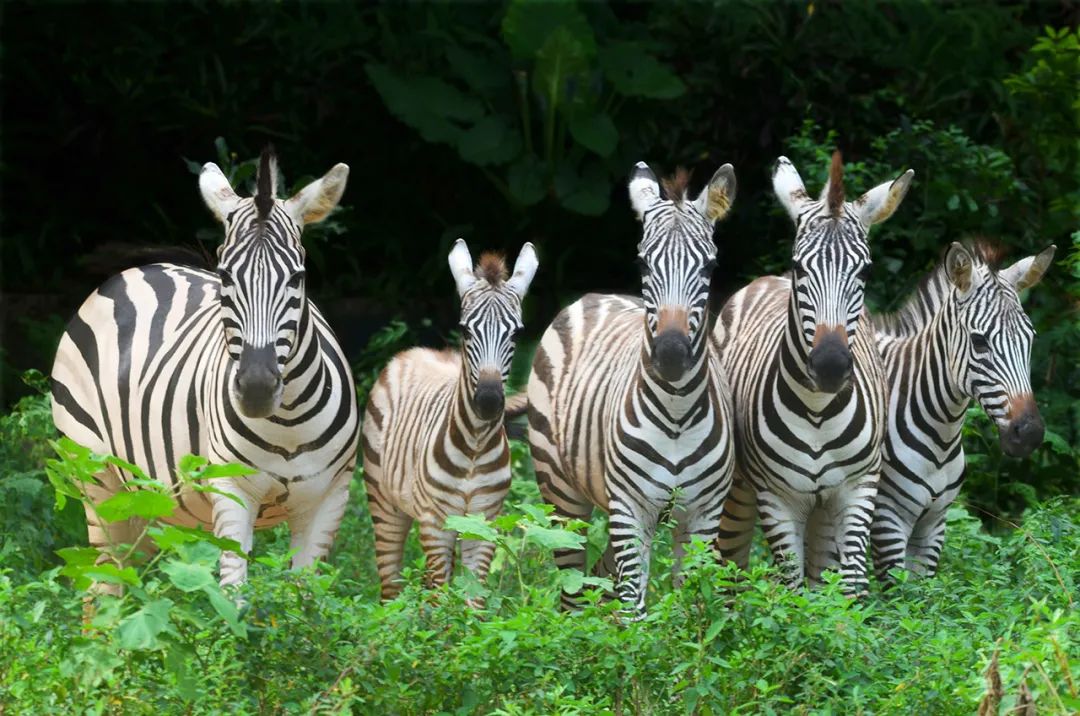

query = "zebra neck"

[447,367,504,458]
[907,302,971,433]
[637,311,712,419]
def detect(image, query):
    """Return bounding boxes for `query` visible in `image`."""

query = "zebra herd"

[50,147,1054,618]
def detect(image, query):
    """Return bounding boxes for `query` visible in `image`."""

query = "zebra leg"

[418,513,456,590]
[288,466,353,570]
[535,466,593,611]
[834,477,878,597]
[459,537,496,608]
[870,493,914,586]
[608,498,659,619]
[367,488,414,601]
[757,490,809,589]
[211,487,261,588]
[672,501,724,588]
[715,467,757,570]
[907,510,947,578]
[804,502,839,587]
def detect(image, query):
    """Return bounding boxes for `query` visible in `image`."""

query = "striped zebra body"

[528,163,736,617]
[715,154,913,595]
[871,241,1053,582]
[362,241,537,601]
[51,150,358,589]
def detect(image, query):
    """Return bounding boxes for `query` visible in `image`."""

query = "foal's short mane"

[661,167,692,205]
[254,145,277,220]
[873,237,1004,336]
[477,252,508,286]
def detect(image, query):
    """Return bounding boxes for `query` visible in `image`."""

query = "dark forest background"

[1,1,1078,517]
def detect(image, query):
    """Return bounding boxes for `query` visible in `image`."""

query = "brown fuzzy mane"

[477,252,508,285]
[661,167,692,204]
[826,150,845,216]
[969,236,1006,270]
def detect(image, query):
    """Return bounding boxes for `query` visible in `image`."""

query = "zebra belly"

[880,451,965,524]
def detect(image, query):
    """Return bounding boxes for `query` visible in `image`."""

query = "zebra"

[526,162,737,618]
[50,148,359,591]
[361,240,537,602]
[870,240,1054,583]
[714,153,913,596]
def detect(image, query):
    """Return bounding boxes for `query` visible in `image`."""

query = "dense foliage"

[0,2,1077,713]
[0,391,1077,714]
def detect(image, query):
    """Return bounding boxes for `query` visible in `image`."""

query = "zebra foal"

[50,148,360,590]
[715,153,912,596]
[527,162,737,618]
[362,240,537,601]
[871,240,1054,583]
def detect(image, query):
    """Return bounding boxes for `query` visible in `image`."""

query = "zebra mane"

[873,238,1002,336]
[826,151,844,216]
[660,167,691,205]
[254,145,277,220]
[476,252,508,286]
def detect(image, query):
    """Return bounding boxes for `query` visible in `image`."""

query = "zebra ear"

[692,164,736,223]
[285,163,349,226]
[945,242,975,293]
[448,239,477,297]
[772,156,810,222]
[1000,245,1056,293]
[199,163,240,222]
[507,243,539,299]
[628,162,660,218]
[854,169,914,227]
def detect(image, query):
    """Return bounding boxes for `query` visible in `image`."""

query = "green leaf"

[97,490,175,523]
[458,115,522,167]
[555,161,610,215]
[599,42,685,99]
[502,0,595,61]
[204,586,245,636]
[162,560,216,592]
[507,156,547,206]
[559,568,585,594]
[532,27,591,112]
[447,44,509,95]
[568,113,618,157]
[444,514,499,542]
[523,524,585,551]
[81,564,141,587]
[365,64,484,145]
[149,525,244,555]
[117,599,174,650]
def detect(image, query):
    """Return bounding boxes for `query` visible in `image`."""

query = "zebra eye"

[217,269,234,288]
[858,264,873,282]
[702,258,717,277]
[511,325,524,341]
[286,271,305,289]
[790,259,803,274]
[971,333,990,353]
[636,256,650,276]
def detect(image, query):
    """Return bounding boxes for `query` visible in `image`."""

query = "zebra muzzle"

[235,344,283,418]
[1000,394,1044,458]
[473,373,505,421]
[652,329,692,383]
[807,326,852,394]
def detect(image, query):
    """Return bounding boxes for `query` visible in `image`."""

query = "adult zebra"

[871,240,1054,583]
[362,240,537,602]
[50,148,359,590]
[714,154,912,596]
[527,162,736,618]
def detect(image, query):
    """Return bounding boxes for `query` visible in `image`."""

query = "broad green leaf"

[97,490,175,523]
[197,463,258,479]
[117,599,174,650]
[518,502,553,526]
[555,161,611,215]
[162,560,216,592]
[532,27,591,112]
[507,156,547,206]
[523,524,585,551]
[81,564,141,587]
[57,546,100,567]
[559,568,584,594]
[492,513,523,532]
[149,525,244,556]
[188,482,245,508]
[447,44,509,95]
[204,586,245,637]
[568,113,618,157]
[502,0,595,61]
[365,64,484,145]
[445,514,499,542]
[458,115,522,167]
[599,42,685,99]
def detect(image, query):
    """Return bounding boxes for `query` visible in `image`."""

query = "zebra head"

[628,161,736,383]
[774,152,913,393]
[944,241,1055,457]
[448,239,538,421]
[199,147,349,418]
